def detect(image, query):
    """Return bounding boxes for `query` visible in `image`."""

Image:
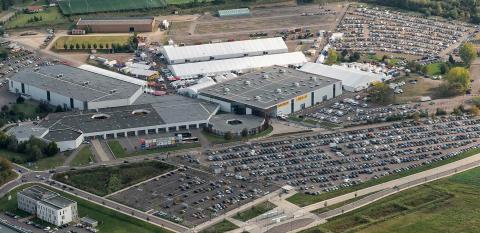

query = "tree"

[224,131,233,141]
[412,112,420,121]
[69,44,74,50]
[241,128,249,138]
[16,96,24,104]
[440,62,449,74]
[460,42,477,66]
[44,142,59,157]
[326,48,338,65]
[1,105,8,112]
[0,48,8,61]
[107,175,121,193]
[368,82,392,103]
[0,157,12,172]
[93,43,97,49]
[63,44,68,50]
[444,67,471,94]
[471,105,480,116]
[448,54,455,65]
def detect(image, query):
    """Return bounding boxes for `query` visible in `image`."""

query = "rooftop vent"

[275,88,282,94]
[254,96,262,101]
[109,89,117,94]
[279,69,286,73]
[91,114,110,120]
[224,87,230,92]
[244,80,251,85]
[310,76,317,82]
[132,109,151,115]
[57,74,64,78]
[263,74,269,79]
[293,82,300,87]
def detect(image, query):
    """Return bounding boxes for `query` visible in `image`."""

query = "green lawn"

[202,126,273,144]
[200,220,238,233]
[5,7,67,29]
[53,36,131,50]
[53,161,175,196]
[107,140,127,158]
[24,153,67,171]
[233,201,276,222]
[0,184,171,233]
[426,63,443,76]
[70,146,94,166]
[302,166,480,233]
[0,149,27,163]
[287,147,480,207]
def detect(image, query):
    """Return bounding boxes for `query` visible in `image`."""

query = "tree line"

[361,0,480,23]
[0,131,59,163]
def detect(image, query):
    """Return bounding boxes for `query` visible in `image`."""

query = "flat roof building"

[162,37,288,64]
[198,66,342,117]
[37,95,219,142]
[8,64,143,110]
[76,17,155,33]
[168,52,307,79]
[300,62,390,92]
[218,8,251,17]
[18,186,78,226]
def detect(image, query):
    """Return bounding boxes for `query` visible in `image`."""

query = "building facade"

[76,17,155,33]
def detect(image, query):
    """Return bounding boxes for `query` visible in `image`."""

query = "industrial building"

[76,17,155,33]
[32,95,219,144]
[168,52,308,79]
[8,65,143,110]
[218,8,251,17]
[198,66,342,117]
[18,186,78,226]
[300,62,390,92]
[161,37,288,64]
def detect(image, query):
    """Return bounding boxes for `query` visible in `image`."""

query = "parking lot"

[108,165,277,227]
[199,116,480,195]
[335,6,476,58]
[0,212,91,233]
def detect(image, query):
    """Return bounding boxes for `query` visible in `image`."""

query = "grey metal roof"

[42,195,76,209]
[10,65,141,103]
[18,186,58,201]
[39,95,219,136]
[44,129,82,142]
[7,123,48,141]
[199,66,340,109]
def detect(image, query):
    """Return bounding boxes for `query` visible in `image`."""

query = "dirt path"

[63,144,85,166]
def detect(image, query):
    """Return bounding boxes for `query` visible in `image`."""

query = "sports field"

[58,0,167,15]
[302,166,480,233]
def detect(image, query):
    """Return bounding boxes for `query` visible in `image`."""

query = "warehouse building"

[76,17,155,33]
[8,65,143,110]
[161,37,288,64]
[169,52,307,79]
[35,95,219,143]
[18,186,78,226]
[300,62,390,92]
[198,66,342,117]
[218,8,251,17]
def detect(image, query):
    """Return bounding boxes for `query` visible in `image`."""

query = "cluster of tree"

[26,15,43,23]
[1,0,14,10]
[62,42,133,52]
[340,49,361,63]
[361,0,480,23]
[0,157,14,186]
[367,81,393,103]
[438,67,471,97]
[0,132,59,163]
[0,47,8,61]
[459,42,478,66]
[0,97,59,128]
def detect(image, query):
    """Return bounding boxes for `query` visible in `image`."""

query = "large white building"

[300,62,390,92]
[198,66,342,117]
[8,65,144,110]
[18,186,78,226]
[168,52,308,79]
[161,37,288,64]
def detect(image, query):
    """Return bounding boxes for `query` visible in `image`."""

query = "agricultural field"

[58,0,167,15]
[53,161,175,196]
[302,166,480,233]
[53,35,130,50]
[5,7,67,29]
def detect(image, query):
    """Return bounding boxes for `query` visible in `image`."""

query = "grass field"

[54,36,130,50]
[58,0,167,15]
[200,220,238,233]
[107,140,127,158]
[302,166,480,233]
[426,63,443,76]
[287,147,480,207]
[53,161,175,196]
[0,149,68,171]
[233,201,276,222]
[70,146,94,166]
[0,184,171,233]
[5,7,67,29]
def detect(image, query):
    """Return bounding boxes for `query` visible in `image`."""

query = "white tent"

[300,62,390,92]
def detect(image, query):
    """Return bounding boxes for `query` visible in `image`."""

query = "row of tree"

[0,132,59,163]
[62,42,133,52]
[362,0,480,23]
[0,157,14,186]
